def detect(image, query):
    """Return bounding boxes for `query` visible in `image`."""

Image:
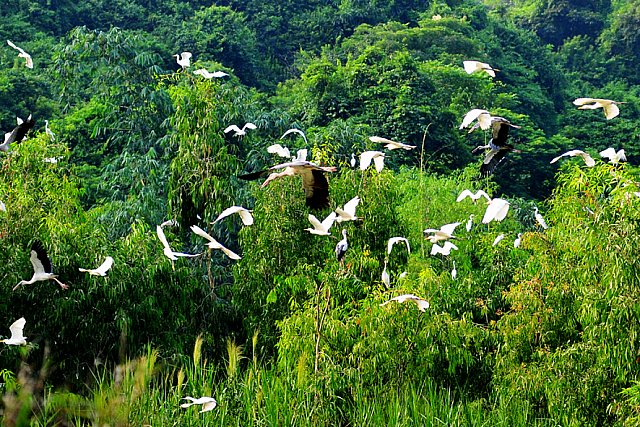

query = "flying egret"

[79,256,114,276]
[534,207,548,230]
[463,60,498,77]
[305,212,337,236]
[335,230,348,262]
[451,260,457,280]
[224,123,257,137]
[267,144,291,159]
[599,147,626,164]
[156,225,200,261]
[493,233,505,246]
[456,189,490,203]
[459,109,491,131]
[190,225,241,260]
[281,128,308,145]
[380,294,429,312]
[466,214,474,232]
[335,196,360,223]
[181,396,217,413]
[482,198,510,223]
[550,150,595,167]
[193,68,228,79]
[470,116,521,176]
[573,98,624,120]
[160,219,179,228]
[1,114,34,152]
[1,318,26,345]
[44,120,55,141]
[430,241,458,256]
[212,206,254,226]
[382,261,390,288]
[387,237,410,256]
[14,241,68,290]
[369,136,416,151]
[7,40,33,69]
[514,233,522,248]
[239,160,337,209]
[424,222,461,243]
[174,52,192,69]
[359,151,385,173]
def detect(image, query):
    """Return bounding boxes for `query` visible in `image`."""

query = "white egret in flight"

[224,123,257,137]
[281,128,308,145]
[305,212,337,236]
[459,109,491,131]
[14,241,68,290]
[387,237,410,256]
[424,222,461,243]
[599,147,626,164]
[156,225,200,261]
[181,396,217,413]
[239,160,337,209]
[1,318,26,345]
[7,40,33,68]
[193,68,228,79]
[212,206,254,226]
[369,136,416,151]
[191,225,241,260]
[463,60,498,77]
[573,98,624,120]
[267,144,291,159]
[335,230,348,262]
[380,294,429,312]
[174,52,192,69]
[335,196,360,223]
[359,151,385,172]
[430,241,458,256]
[79,256,114,277]
[456,189,490,203]
[482,198,510,224]
[550,150,595,167]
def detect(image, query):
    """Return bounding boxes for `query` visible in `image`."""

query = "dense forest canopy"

[2,0,640,425]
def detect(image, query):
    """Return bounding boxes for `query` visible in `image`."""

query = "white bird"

[534,207,548,230]
[212,206,254,226]
[359,151,385,173]
[190,225,241,260]
[456,189,490,203]
[550,150,595,167]
[466,214,473,232]
[424,222,461,243]
[44,120,55,141]
[7,40,33,69]
[0,200,5,212]
[459,109,492,131]
[224,123,257,137]
[482,198,510,224]
[267,143,291,159]
[380,294,429,312]
[79,256,114,277]
[381,261,390,288]
[451,260,457,280]
[181,396,217,413]
[281,128,308,145]
[335,230,348,262]
[573,98,624,120]
[14,241,68,291]
[305,212,337,236]
[239,160,337,209]
[174,52,192,69]
[350,153,356,167]
[463,60,498,77]
[160,219,179,228]
[387,237,410,256]
[599,147,626,164]
[369,136,416,151]
[514,233,522,248]
[156,225,200,261]
[193,68,228,79]
[492,234,505,246]
[335,196,360,223]
[1,318,26,345]
[430,241,458,256]
[398,271,408,279]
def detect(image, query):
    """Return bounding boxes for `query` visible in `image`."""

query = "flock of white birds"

[0,46,630,413]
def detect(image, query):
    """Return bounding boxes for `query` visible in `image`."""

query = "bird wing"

[96,256,114,275]
[342,196,360,216]
[29,241,51,275]
[492,199,511,222]
[9,317,26,341]
[373,154,385,172]
[156,225,172,250]
[190,225,215,244]
[480,148,509,177]
[603,103,620,120]
[617,149,627,162]
[430,243,443,255]
[463,60,480,74]
[214,206,248,224]
[359,151,383,170]
[442,241,458,253]
[387,237,410,255]
[200,399,218,412]
[300,168,331,209]
[243,122,257,131]
[573,98,597,106]
[459,109,490,130]
[307,214,324,231]
[475,190,491,201]
[281,128,308,145]
[440,222,461,236]
[320,212,337,231]
[456,189,473,202]
[294,149,308,161]
[599,147,616,160]
[267,144,291,158]
[193,68,212,78]
[493,234,505,246]
[224,125,241,134]
[4,115,35,148]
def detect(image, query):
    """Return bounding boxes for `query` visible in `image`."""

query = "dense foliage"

[2,0,640,425]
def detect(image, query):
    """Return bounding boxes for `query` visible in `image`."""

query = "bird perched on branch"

[469,116,521,176]
[239,160,337,209]
[14,241,68,290]
[573,98,624,120]
[335,230,348,262]
[7,40,33,69]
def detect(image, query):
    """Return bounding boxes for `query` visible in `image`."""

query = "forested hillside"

[2,0,640,425]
